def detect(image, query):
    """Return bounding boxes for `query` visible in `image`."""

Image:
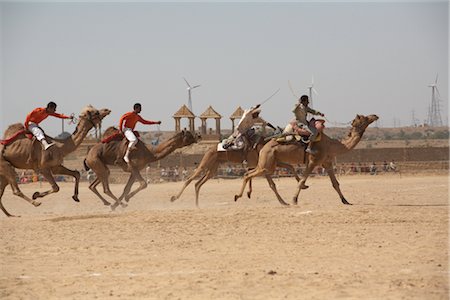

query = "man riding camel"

[119,103,161,163]
[24,101,73,150]
[292,95,325,154]
[224,104,276,150]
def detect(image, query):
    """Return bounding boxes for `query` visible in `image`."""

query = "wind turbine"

[307,76,318,107]
[183,77,201,113]
[427,74,443,127]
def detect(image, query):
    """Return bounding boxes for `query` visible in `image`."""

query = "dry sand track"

[0,175,448,299]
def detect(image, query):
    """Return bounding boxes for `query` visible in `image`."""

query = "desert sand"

[0,174,448,299]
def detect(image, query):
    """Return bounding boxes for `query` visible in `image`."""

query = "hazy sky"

[1,1,448,136]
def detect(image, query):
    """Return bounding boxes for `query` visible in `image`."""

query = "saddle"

[0,129,33,146]
[101,131,140,143]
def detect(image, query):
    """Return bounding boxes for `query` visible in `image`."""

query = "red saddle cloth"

[0,130,33,146]
[101,131,140,144]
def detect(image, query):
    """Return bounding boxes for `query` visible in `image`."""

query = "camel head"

[350,114,379,135]
[178,129,201,147]
[78,105,111,130]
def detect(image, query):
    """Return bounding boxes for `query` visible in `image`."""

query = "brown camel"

[234,114,379,206]
[0,105,111,217]
[170,137,300,207]
[84,128,200,209]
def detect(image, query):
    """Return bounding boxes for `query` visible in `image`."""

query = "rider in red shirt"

[24,102,73,150]
[119,103,161,163]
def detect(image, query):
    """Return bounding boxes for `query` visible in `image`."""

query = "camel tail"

[83,159,90,171]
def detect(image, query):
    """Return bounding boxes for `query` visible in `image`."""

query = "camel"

[83,128,200,209]
[170,136,300,207]
[0,105,111,217]
[234,114,379,206]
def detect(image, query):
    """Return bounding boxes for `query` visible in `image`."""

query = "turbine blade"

[435,73,439,84]
[311,75,314,86]
[192,85,201,89]
[183,77,191,88]
[312,88,319,95]
[288,80,299,98]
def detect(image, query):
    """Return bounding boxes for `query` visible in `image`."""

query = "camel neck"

[330,127,365,155]
[60,119,93,155]
[152,135,182,161]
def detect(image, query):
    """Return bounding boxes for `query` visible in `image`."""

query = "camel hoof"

[280,201,289,206]
[300,184,309,190]
[32,192,40,200]
[234,195,239,202]
[102,201,111,206]
[292,197,298,205]
[32,200,41,207]
[8,214,21,218]
[342,198,352,205]
[247,192,251,199]
[170,196,177,202]
[72,195,80,202]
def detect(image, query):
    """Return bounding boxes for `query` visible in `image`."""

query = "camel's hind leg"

[89,178,111,206]
[51,165,80,202]
[31,169,60,200]
[292,162,318,205]
[0,163,40,217]
[265,175,289,206]
[112,173,136,211]
[234,167,267,202]
[0,176,12,217]
[194,164,218,208]
[170,166,205,202]
[323,162,351,205]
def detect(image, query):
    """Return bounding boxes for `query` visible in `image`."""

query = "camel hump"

[3,123,25,139]
[103,126,120,139]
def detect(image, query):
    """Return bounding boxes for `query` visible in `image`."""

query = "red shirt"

[119,112,158,131]
[25,107,70,129]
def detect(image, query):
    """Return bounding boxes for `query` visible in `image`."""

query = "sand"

[0,174,448,299]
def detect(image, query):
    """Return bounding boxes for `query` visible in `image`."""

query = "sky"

[1,1,448,136]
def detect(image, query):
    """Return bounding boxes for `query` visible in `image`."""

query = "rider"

[293,95,324,154]
[225,104,276,150]
[24,101,73,150]
[119,103,161,163]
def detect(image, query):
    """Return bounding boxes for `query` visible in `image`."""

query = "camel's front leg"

[323,162,351,205]
[51,165,80,202]
[265,175,289,206]
[112,172,136,211]
[292,163,317,205]
[122,169,147,202]
[32,169,60,200]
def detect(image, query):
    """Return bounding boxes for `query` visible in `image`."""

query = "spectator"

[383,160,388,172]
[389,160,397,172]
[182,167,188,180]
[370,162,377,175]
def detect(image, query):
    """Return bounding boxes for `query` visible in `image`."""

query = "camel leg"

[0,163,40,217]
[89,178,111,206]
[234,167,266,202]
[170,167,205,202]
[292,163,317,205]
[323,162,351,205]
[194,165,218,208]
[112,173,136,211]
[123,169,147,202]
[0,177,13,217]
[32,169,60,199]
[278,162,300,182]
[265,175,289,206]
[51,165,80,202]
[247,178,253,198]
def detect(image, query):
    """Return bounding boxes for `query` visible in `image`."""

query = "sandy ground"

[0,174,448,299]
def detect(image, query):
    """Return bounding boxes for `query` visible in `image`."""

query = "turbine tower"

[183,77,201,113]
[307,76,318,107]
[427,74,443,127]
